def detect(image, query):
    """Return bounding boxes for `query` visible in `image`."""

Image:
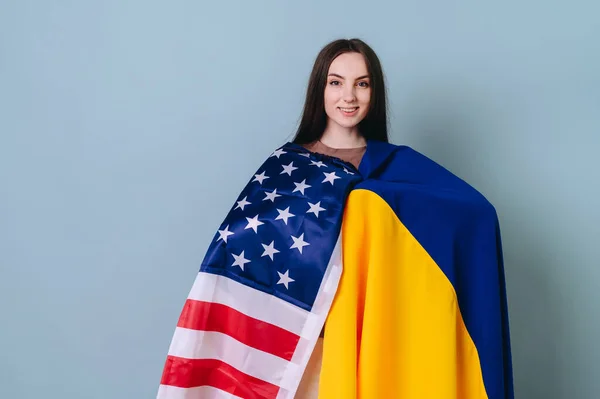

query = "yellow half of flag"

[319,189,489,398]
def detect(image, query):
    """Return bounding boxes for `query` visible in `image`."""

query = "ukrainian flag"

[319,140,514,398]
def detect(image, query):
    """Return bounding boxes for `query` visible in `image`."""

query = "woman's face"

[324,52,371,131]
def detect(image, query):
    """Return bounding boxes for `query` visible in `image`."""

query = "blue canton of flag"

[201,143,362,311]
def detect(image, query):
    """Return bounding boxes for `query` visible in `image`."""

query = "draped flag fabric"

[157,140,514,399]
[157,144,361,399]
[318,140,514,399]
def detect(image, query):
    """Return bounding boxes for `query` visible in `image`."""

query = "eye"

[329,80,341,86]
[357,81,370,88]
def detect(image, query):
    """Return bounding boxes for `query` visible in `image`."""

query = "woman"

[157,38,514,399]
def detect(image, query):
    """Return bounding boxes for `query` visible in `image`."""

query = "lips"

[338,107,359,117]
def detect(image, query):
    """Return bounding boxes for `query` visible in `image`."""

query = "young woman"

[157,38,513,399]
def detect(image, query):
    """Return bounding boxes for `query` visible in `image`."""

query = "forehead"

[327,52,369,78]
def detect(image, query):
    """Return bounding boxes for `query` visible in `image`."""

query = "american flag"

[157,143,361,399]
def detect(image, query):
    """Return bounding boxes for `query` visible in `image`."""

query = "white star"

[217,225,234,243]
[261,241,280,261]
[307,201,326,218]
[292,179,312,195]
[310,160,326,168]
[275,206,295,225]
[290,233,310,254]
[231,250,250,270]
[252,171,269,184]
[299,153,311,158]
[322,171,341,185]
[263,189,282,202]
[277,270,295,289]
[281,162,298,176]
[234,196,251,210]
[270,148,287,158]
[245,214,264,233]
[343,168,355,175]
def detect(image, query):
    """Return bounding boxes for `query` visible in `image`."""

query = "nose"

[342,85,356,103]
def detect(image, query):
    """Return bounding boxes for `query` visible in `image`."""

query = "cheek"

[324,88,337,106]
[359,90,371,105]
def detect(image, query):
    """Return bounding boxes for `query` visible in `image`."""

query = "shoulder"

[361,140,498,217]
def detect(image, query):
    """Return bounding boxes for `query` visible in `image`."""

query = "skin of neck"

[320,122,367,149]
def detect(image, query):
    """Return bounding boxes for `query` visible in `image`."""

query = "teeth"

[340,107,358,112]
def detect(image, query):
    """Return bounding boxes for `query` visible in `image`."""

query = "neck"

[320,123,366,149]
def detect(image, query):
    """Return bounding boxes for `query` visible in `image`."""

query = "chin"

[333,118,363,129]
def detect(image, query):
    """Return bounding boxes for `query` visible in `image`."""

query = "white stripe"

[188,272,310,336]
[168,328,299,388]
[157,384,243,399]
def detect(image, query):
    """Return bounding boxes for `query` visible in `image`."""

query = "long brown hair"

[292,38,389,144]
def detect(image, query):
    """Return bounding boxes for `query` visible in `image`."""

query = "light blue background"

[1,1,598,398]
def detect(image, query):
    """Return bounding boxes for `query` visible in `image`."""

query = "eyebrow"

[328,73,370,80]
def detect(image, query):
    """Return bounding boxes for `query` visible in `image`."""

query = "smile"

[338,107,359,116]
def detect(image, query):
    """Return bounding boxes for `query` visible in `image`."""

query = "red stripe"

[160,356,280,399]
[177,299,299,361]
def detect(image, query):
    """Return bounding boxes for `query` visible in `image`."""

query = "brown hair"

[292,38,389,144]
